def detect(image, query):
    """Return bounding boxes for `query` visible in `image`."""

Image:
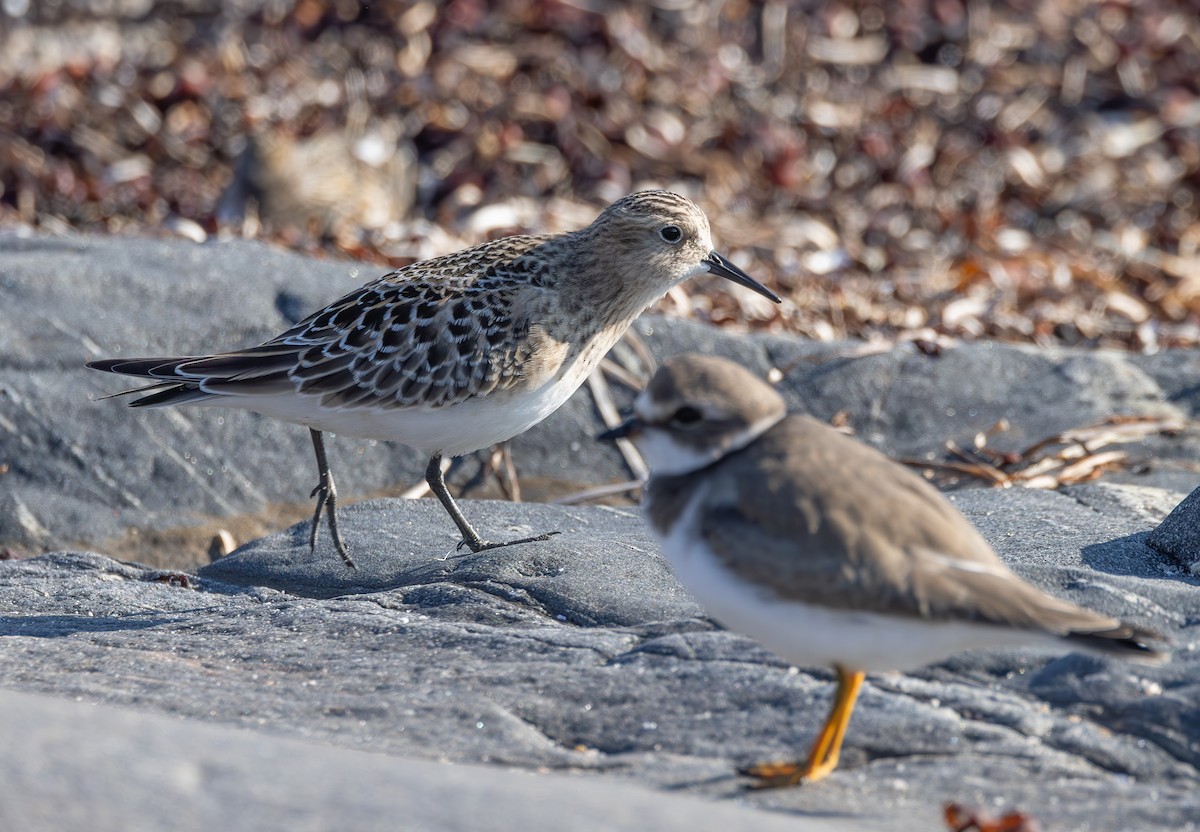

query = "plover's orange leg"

[743,667,865,788]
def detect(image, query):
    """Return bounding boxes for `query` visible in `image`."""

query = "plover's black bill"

[596,417,639,442]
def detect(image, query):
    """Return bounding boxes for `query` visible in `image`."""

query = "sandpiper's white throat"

[600,353,1166,788]
[87,192,781,567]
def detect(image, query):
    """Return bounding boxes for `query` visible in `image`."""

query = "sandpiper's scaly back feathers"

[89,192,778,422]
[88,192,779,561]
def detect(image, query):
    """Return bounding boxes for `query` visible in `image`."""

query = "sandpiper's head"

[588,191,780,304]
[599,354,787,476]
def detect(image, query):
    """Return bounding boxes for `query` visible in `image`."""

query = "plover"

[600,353,1165,788]
[87,192,780,567]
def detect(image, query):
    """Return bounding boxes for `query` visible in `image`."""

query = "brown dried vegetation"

[2,0,1199,349]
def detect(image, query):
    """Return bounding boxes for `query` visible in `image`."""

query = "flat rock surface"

[0,688,824,832]
[3,232,1200,560]
[2,492,1198,832]
[3,232,1200,830]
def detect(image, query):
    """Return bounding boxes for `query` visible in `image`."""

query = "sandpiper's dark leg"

[308,428,355,568]
[424,453,560,553]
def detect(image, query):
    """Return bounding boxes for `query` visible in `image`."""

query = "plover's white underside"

[603,353,1166,788]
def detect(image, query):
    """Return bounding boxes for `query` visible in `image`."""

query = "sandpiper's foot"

[309,478,356,569]
[454,529,562,554]
[426,452,560,557]
[307,430,355,569]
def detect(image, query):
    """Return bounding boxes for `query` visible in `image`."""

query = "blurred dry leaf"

[1,0,1198,348]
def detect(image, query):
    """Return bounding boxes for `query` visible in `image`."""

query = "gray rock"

[201,498,702,627]
[1,232,436,552]
[1,491,1197,832]
[3,232,1199,556]
[3,231,1199,829]
[0,688,830,832]
[1148,486,1200,574]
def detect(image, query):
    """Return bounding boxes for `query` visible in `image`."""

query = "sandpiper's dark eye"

[659,225,683,244]
[672,405,702,425]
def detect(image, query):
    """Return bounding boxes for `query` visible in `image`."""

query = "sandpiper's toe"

[455,530,562,555]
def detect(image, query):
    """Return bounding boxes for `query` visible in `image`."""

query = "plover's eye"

[659,225,683,244]
[671,405,703,426]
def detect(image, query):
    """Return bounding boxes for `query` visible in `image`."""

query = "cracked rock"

[2,492,1198,831]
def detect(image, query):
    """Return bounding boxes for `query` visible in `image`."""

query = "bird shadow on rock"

[196,498,704,628]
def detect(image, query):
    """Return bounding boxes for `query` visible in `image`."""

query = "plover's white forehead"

[637,354,786,427]
[632,385,671,423]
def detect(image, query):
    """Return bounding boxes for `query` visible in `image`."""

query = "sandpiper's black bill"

[596,417,639,442]
[705,251,781,304]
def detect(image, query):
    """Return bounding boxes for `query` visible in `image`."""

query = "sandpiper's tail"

[87,356,210,407]
[87,347,300,408]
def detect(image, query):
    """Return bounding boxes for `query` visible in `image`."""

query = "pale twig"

[500,440,521,502]
[554,479,643,506]
[599,357,646,392]
[1018,416,1187,459]
[588,367,648,481]
[474,441,521,502]
[399,457,450,499]
[620,327,658,380]
[1053,449,1128,484]
[899,457,1014,485]
[943,440,1012,485]
[905,414,1185,489]
[1020,450,1129,489]
[207,529,238,561]
[603,329,655,390]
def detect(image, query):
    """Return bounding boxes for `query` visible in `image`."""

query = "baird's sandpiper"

[88,192,780,567]
[601,353,1165,788]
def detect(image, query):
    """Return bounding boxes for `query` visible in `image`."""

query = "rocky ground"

[3,3,1200,828]
[1,231,1199,830]
[1,492,1198,831]
[4,232,1200,562]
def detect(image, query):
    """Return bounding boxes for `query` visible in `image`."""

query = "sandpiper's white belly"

[656,491,1051,673]
[196,370,581,458]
